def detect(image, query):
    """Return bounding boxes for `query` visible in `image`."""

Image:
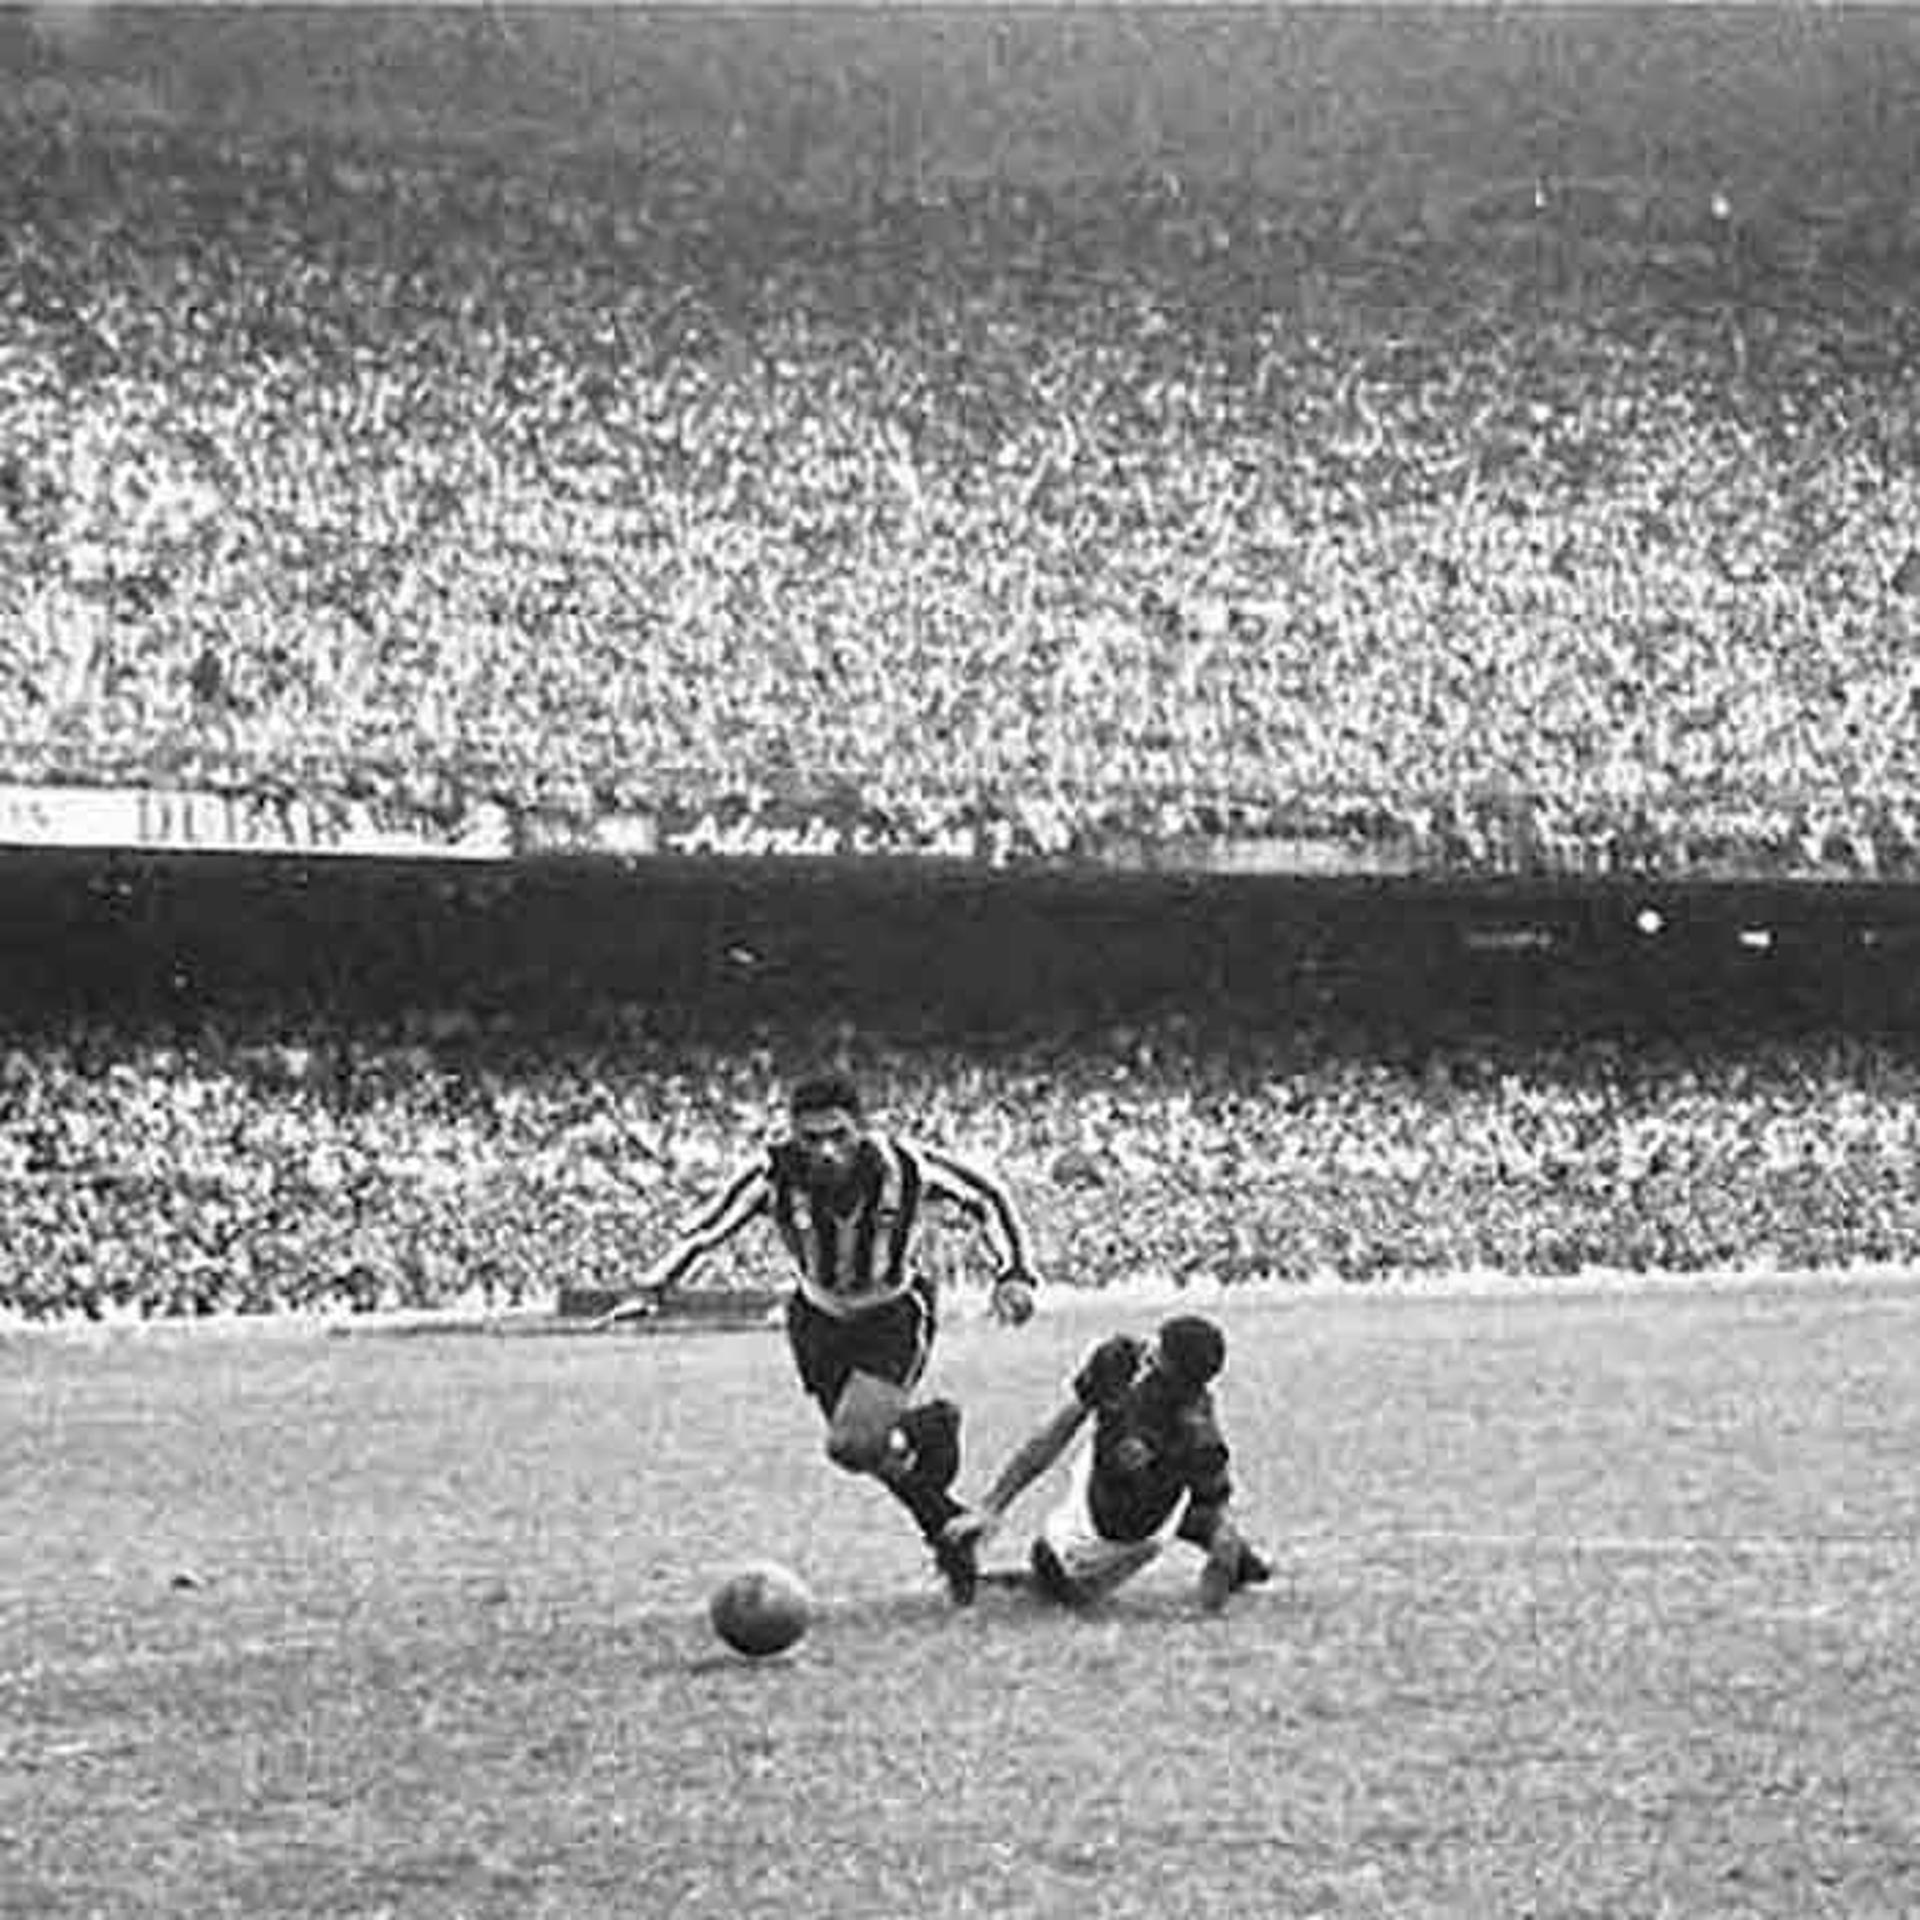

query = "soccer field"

[5,1279,1919,1919]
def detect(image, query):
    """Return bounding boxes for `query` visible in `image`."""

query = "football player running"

[598,1071,1038,1602]
[947,1314,1271,1611]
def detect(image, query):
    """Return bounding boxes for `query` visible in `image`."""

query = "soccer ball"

[709,1560,812,1658]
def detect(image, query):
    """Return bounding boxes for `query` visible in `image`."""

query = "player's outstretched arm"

[964,1399,1089,1542]
[593,1156,773,1330]
[915,1144,1039,1323]
[592,1260,684,1329]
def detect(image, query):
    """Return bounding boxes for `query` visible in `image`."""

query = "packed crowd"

[5,17,1920,875]
[8,1014,1920,1323]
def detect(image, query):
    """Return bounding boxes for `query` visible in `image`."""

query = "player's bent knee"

[825,1426,890,1475]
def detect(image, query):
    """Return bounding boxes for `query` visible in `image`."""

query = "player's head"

[787,1072,866,1189]
[1154,1315,1226,1394]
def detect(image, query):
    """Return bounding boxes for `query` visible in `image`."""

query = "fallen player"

[947,1313,1272,1612]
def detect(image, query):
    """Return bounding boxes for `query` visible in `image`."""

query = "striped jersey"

[653,1130,1031,1320]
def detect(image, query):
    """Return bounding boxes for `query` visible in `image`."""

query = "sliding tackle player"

[948,1314,1271,1611]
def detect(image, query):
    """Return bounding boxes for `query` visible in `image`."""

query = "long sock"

[874,1398,965,1541]
[894,1398,962,1492]
[883,1467,962,1541]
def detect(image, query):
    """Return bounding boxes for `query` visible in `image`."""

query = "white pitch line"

[1350,1527,1920,1561]
[0,1629,344,1695]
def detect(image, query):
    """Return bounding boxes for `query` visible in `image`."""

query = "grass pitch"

[5,1278,1920,1919]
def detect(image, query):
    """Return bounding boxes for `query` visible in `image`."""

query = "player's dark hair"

[789,1071,863,1120]
[1156,1315,1226,1388]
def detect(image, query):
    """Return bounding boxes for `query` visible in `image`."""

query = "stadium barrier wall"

[6,843,1920,1042]
[3,778,1912,887]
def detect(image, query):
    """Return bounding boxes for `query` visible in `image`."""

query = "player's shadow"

[825,1568,1297,1633]
[679,1649,812,1676]
[669,1578,1051,1667]
[629,1569,1313,1676]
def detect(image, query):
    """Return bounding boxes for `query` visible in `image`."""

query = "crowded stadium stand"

[7,9,1920,1319]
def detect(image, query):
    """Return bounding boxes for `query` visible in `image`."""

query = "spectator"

[9,1010,1920,1322]
[3,13,1920,875]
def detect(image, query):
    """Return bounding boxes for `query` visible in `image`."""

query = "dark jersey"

[1071,1334,1233,1544]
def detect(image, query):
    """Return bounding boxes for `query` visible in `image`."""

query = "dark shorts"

[785,1280,936,1414]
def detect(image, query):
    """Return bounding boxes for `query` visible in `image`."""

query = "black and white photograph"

[4,6,1919,1914]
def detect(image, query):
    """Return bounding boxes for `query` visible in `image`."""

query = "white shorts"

[1036,1443,1180,1603]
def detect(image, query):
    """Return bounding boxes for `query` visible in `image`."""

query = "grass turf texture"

[5,1280,1920,1918]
